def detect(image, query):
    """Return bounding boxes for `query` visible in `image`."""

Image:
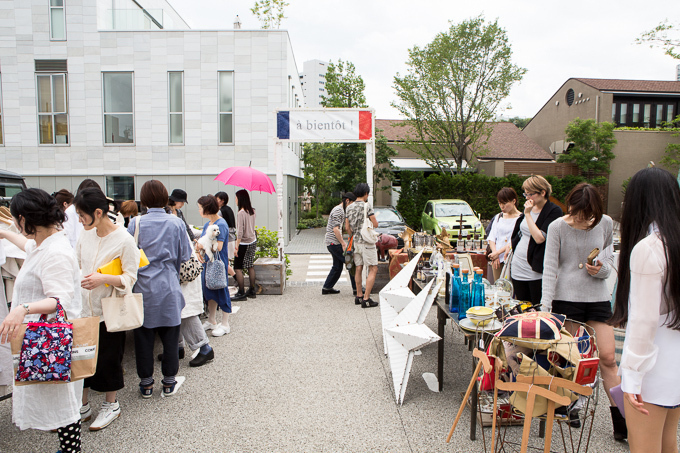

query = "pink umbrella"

[214,166,276,194]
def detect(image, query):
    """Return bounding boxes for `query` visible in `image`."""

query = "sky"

[168,0,680,120]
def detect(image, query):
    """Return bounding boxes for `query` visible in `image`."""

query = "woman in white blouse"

[0,189,83,453]
[74,188,139,432]
[611,167,680,453]
[487,187,521,281]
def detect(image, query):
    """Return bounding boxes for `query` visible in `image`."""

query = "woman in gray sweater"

[541,183,624,441]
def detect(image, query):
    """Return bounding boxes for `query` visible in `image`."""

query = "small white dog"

[197,224,221,262]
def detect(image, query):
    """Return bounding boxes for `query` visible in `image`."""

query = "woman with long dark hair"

[541,183,622,438]
[610,167,680,452]
[0,189,83,452]
[74,188,139,431]
[215,191,236,259]
[232,189,257,301]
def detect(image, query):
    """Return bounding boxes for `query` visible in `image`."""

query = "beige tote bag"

[101,287,144,332]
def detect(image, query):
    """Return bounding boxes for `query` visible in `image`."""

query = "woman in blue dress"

[196,195,232,337]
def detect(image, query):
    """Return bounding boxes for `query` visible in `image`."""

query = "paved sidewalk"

[0,286,653,452]
[285,228,328,254]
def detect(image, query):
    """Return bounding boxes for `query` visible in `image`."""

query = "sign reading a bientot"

[276,109,373,142]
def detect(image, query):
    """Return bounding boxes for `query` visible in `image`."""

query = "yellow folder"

[97,249,150,286]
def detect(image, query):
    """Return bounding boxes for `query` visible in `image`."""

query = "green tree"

[322,60,367,108]
[250,0,288,29]
[302,143,334,219]
[557,118,617,179]
[392,15,526,173]
[637,21,680,59]
[502,116,532,129]
[660,115,680,173]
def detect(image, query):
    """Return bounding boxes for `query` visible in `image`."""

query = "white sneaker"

[211,323,230,337]
[202,321,218,331]
[89,401,120,431]
[80,402,92,422]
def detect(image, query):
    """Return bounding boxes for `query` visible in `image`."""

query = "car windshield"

[434,203,474,217]
[374,209,404,225]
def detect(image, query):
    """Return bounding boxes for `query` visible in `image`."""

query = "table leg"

[470,354,478,441]
[437,305,445,392]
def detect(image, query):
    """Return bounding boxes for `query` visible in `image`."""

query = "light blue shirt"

[128,208,192,328]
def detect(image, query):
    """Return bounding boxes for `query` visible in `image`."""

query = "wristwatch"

[22,303,30,314]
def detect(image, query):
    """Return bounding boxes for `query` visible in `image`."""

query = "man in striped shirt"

[322,193,356,295]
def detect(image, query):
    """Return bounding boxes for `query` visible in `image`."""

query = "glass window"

[434,203,474,217]
[611,103,616,123]
[632,104,640,124]
[668,105,675,124]
[49,0,66,41]
[36,73,68,145]
[656,105,664,126]
[620,104,627,125]
[168,72,183,144]
[105,176,134,200]
[102,72,134,144]
[643,104,651,128]
[218,71,233,144]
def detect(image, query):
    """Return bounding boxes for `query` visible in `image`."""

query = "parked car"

[373,206,407,248]
[421,199,484,243]
[0,170,26,206]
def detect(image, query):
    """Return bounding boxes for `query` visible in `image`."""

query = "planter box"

[253,257,286,295]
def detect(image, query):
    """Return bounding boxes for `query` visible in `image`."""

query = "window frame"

[217,71,234,145]
[167,71,184,146]
[102,71,135,146]
[48,0,67,41]
[35,72,69,146]
[105,176,135,201]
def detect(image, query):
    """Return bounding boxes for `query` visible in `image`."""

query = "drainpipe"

[595,95,599,123]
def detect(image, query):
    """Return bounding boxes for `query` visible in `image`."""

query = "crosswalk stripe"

[309,256,332,260]
[306,278,347,282]
[307,271,330,275]
[308,265,332,269]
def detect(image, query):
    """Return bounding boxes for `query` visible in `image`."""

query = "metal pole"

[275,140,285,259]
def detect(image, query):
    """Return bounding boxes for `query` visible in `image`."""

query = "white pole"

[366,141,374,203]
[275,140,285,259]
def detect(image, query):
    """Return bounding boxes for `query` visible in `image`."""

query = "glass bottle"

[449,263,461,313]
[458,269,471,320]
[473,269,485,307]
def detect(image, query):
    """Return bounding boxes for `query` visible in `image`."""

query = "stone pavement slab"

[285,228,329,254]
[0,286,667,452]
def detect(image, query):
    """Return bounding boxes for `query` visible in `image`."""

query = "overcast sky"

[168,0,679,120]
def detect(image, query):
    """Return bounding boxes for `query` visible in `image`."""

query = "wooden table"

[413,275,495,441]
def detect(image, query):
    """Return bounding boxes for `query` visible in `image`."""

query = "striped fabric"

[497,312,567,343]
[614,327,626,367]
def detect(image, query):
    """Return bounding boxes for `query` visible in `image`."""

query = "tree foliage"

[660,115,680,173]
[250,0,288,29]
[322,60,367,108]
[637,21,680,59]
[557,118,617,179]
[502,116,532,129]
[392,15,526,173]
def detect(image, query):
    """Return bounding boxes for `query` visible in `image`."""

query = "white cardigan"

[620,233,680,406]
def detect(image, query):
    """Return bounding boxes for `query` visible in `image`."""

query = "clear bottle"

[458,269,471,320]
[450,263,461,313]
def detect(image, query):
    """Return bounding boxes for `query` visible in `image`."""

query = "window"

[36,73,68,144]
[668,105,675,123]
[168,72,183,145]
[611,103,616,122]
[105,176,134,200]
[620,104,627,124]
[657,105,663,125]
[49,0,66,41]
[632,104,640,124]
[103,72,134,144]
[218,71,233,144]
[643,104,651,128]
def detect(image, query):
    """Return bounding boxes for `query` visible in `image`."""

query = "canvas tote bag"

[100,216,145,332]
[11,300,100,385]
[360,202,379,244]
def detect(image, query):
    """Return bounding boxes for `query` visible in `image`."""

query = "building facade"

[0,0,304,242]
[523,78,680,218]
[299,59,328,108]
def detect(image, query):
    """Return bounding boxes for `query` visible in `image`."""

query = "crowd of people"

[0,178,256,453]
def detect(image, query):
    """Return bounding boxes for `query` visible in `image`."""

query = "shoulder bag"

[499,248,513,281]
[100,216,145,332]
[360,202,379,244]
[205,259,228,290]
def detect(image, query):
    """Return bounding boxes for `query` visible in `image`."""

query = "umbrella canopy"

[214,166,276,194]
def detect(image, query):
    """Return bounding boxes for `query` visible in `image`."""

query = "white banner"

[276,109,373,142]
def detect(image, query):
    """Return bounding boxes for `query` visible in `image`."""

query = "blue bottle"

[473,269,485,307]
[449,264,461,313]
[458,269,471,320]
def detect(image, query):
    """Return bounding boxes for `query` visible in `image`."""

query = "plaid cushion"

[496,312,566,343]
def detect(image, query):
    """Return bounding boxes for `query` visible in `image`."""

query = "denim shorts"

[655,403,680,409]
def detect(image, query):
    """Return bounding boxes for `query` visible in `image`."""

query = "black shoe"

[355,296,362,305]
[231,292,247,301]
[189,349,214,367]
[322,287,340,295]
[610,406,627,441]
[157,348,184,362]
[361,298,379,308]
[247,287,257,299]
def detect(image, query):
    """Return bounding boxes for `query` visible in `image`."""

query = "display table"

[389,249,488,280]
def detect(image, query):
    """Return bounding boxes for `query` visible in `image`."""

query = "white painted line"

[307,271,330,275]
[309,256,332,260]
[306,278,347,282]
[308,265,332,269]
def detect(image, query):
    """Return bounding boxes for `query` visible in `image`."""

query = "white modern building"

[0,0,304,243]
[299,59,328,108]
